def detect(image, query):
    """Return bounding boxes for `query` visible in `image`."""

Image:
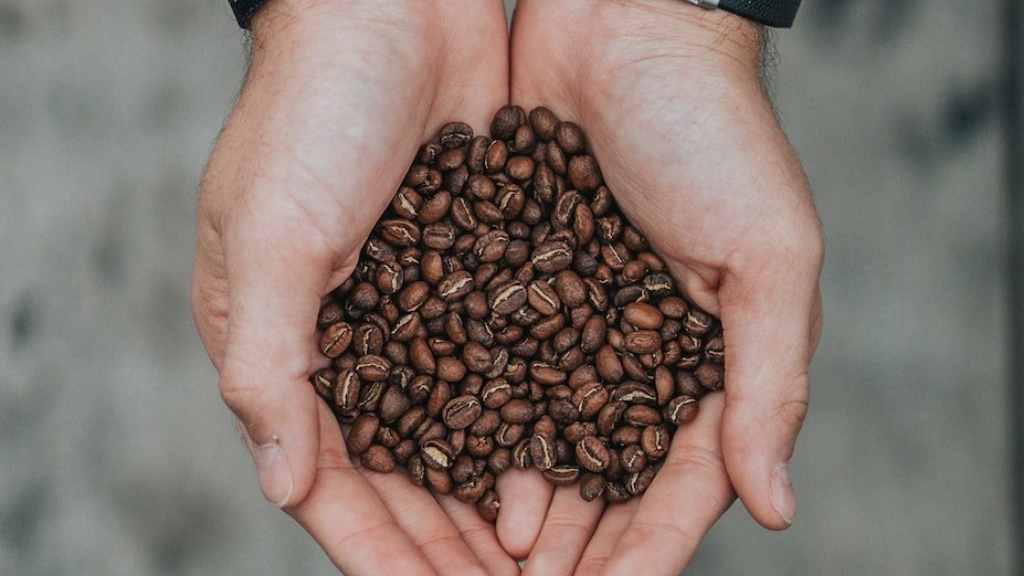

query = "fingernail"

[255,440,294,508]
[770,462,795,526]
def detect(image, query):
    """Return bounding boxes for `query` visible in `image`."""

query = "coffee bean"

[576,435,611,473]
[440,122,473,149]
[499,399,535,424]
[625,467,655,496]
[425,466,454,495]
[542,465,581,486]
[489,281,528,316]
[579,473,606,502]
[347,414,379,456]
[527,280,561,315]
[361,445,397,473]
[666,395,699,426]
[491,105,524,140]
[530,434,556,471]
[355,354,391,382]
[640,425,670,459]
[620,444,647,474]
[379,384,412,423]
[529,362,567,386]
[442,395,482,430]
[532,241,573,274]
[695,363,724,391]
[319,321,353,358]
[568,155,602,191]
[437,270,475,302]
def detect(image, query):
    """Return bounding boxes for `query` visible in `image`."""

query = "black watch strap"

[229,0,270,28]
[691,0,802,28]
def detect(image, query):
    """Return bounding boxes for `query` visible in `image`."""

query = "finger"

[361,471,493,576]
[290,401,437,575]
[436,496,523,576]
[496,469,553,559]
[521,487,604,576]
[718,245,822,529]
[573,500,638,576]
[600,392,733,576]
[218,215,336,508]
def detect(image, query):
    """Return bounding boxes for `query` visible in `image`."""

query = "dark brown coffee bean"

[555,121,586,155]
[320,321,353,358]
[454,472,493,504]
[442,395,482,430]
[422,222,457,251]
[436,356,467,383]
[421,439,455,470]
[553,269,587,308]
[360,445,397,473]
[529,313,565,341]
[480,377,513,409]
[407,337,435,375]
[529,362,567,386]
[350,282,381,311]
[355,354,391,382]
[704,336,725,363]
[542,465,581,486]
[603,482,631,504]
[684,309,714,336]
[611,425,642,447]
[376,426,401,449]
[494,422,526,448]
[434,270,473,302]
[578,315,606,354]
[620,444,647,474]
[491,105,524,140]
[499,399,535,424]
[532,241,573,274]
[529,434,556,471]
[623,302,664,331]
[694,362,724,391]
[425,466,454,495]
[489,281,528,316]
[317,302,345,329]
[576,435,611,473]
[505,156,535,181]
[625,467,655,496]
[512,438,533,469]
[484,140,509,173]
[623,330,662,354]
[440,122,473,149]
[391,187,422,220]
[548,399,579,424]
[595,345,624,383]
[568,155,602,191]
[465,434,494,458]
[610,383,656,407]
[390,312,422,342]
[488,448,512,476]
[528,107,559,140]
[450,197,478,230]
[379,218,421,247]
[545,143,568,176]
[666,395,699,426]
[654,366,675,406]
[472,490,501,524]
[640,425,670,459]
[596,401,627,436]
[579,473,606,502]
[552,327,581,354]
[573,381,610,419]
[526,280,561,316]
[380,384,412,423]
[396,405,428,437]
[450,454,478,484]
[347,414,379,455]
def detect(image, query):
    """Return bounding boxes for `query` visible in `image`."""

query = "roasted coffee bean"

[466,435,494,458]
[530,362,567,386]
[500,399,535,424]
[454,472,493,503]
[530,434,556,471]
[319,319,356,356]
[477,489,501,522]
[356,355,391,382]
[488,448,512,475]
[625,467,655,496]
[573,381,610,419]
[640,425,670,459]
[620,444,647,474]
[440,122,473,149]
[442,395,483,430]
[421,439,455,470]
[576,435,611,473]
[704,336,725,363]
[380,385,412,423]
[532,241,573,274]
[568,155,602,191]
[489,281,528,315]
[425,466,454,495]
[542,465,581,486]
[491,105,524,140]
[695,363,725,391]
[527,280,561,315]
[347,414,380,455]
[361,445,397,473]
[580,473,607,502]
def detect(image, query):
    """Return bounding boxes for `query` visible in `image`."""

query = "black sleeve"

[229,0,270,29]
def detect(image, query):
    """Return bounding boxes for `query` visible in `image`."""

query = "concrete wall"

[0,0,1013,573]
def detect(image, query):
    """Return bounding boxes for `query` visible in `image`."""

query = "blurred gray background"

[1,0,1020,574]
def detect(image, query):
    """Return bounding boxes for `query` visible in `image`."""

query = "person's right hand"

[191,1,519,573]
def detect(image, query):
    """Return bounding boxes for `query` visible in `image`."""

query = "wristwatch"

[687,0,802,28]
[229,0,268,28]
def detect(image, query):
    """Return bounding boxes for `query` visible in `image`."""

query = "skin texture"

[192,0,824,573]
[505,1,824,573]
[192,1,521,574]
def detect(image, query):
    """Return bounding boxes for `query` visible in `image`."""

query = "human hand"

[503,0,825,572]
[191,1,519,573]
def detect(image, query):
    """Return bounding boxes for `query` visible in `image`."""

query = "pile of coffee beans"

[311,106,724,521]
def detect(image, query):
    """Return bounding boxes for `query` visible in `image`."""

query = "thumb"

[219,221,333,509]
[718,255,822,530]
